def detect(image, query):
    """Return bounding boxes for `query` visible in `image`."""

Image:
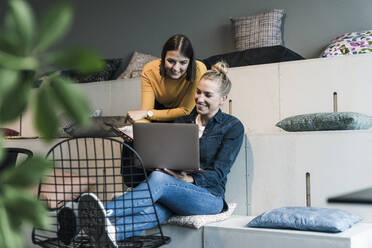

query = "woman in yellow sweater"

[126,34,207,122]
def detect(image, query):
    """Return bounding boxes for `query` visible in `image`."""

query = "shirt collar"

[213,109,223,124]
[189,108,223,124]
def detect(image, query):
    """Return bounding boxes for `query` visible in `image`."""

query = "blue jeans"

[104,171,223,241]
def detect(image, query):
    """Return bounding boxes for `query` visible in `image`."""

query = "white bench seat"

[204,215,372,248]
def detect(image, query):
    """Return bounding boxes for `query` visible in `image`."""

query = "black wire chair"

[0,147,33,173]
[32,137,170,248]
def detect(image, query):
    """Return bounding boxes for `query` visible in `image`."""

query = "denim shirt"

[175,108,244,198]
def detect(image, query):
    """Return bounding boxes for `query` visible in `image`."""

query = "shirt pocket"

[203,135,223,161]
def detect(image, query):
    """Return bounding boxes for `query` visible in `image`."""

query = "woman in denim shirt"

[77,62,244,247]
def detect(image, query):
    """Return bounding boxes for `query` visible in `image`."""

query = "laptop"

[133,123,200,171]
[104,122,133,143]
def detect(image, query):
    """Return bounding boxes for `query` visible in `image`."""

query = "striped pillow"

[231,9,285,50]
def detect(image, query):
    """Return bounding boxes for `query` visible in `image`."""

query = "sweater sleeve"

[150,62,207,121]
[138,70,155,123]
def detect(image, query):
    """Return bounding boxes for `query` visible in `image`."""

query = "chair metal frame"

[32,137,170,248]
[0,147,33,173]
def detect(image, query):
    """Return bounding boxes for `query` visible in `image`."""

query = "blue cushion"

[276,112,372,132]
[247,207,362,233]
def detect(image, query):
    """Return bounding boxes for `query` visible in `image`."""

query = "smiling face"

[195,78,227,119]
[164,50,190,80]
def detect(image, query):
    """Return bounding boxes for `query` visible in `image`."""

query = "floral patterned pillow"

[321,30,372,57]
[166,203,237,229]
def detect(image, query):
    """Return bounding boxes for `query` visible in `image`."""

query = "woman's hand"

[126,110,148,123]
[161,168,194,183]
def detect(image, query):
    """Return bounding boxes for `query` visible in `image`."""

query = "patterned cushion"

[247,207,362,233]
[117,51,158,79]
[166,203,236,229]
[231,9,285,51]
[276,112,372,132]
[69,58,124,83]
[321,30,372,58]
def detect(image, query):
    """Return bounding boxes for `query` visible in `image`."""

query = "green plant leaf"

[0,200,24,248]
[0,187,21,230]
[0,156,52,188]
[8,0,35,51]
[33,86,59,140]
[3,186,49,229]
[0,50,38,70]
[0,73,32,124]
[0,135,3,165]
[0,31,20,55]
[36,1,73,52]
[0,69,19,101]
[2,5,22,53]
[48,48,105,74]
[50,76,91,125]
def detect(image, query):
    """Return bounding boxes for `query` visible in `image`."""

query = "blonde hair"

[201,61,231,96]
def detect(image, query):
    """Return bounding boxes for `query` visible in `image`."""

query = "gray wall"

[1,0,372,62]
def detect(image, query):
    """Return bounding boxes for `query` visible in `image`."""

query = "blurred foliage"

[0,0,105,247]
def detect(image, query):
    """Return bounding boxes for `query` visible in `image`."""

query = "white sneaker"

[78,193,118,248]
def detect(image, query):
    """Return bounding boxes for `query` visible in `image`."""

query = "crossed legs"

[69,171,223,246]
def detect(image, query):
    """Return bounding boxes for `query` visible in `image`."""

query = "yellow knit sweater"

[140,59,207,122]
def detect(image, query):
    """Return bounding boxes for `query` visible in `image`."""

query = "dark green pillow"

[276,112,372,132]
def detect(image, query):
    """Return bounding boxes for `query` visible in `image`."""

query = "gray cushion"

[276,112,372,132]
[117,51,158,79]
[247,206,362,233]
[230,9,285,50]
[167,203,237,229]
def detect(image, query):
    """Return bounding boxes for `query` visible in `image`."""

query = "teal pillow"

[247,207,362,233]
[276,112,372,132]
